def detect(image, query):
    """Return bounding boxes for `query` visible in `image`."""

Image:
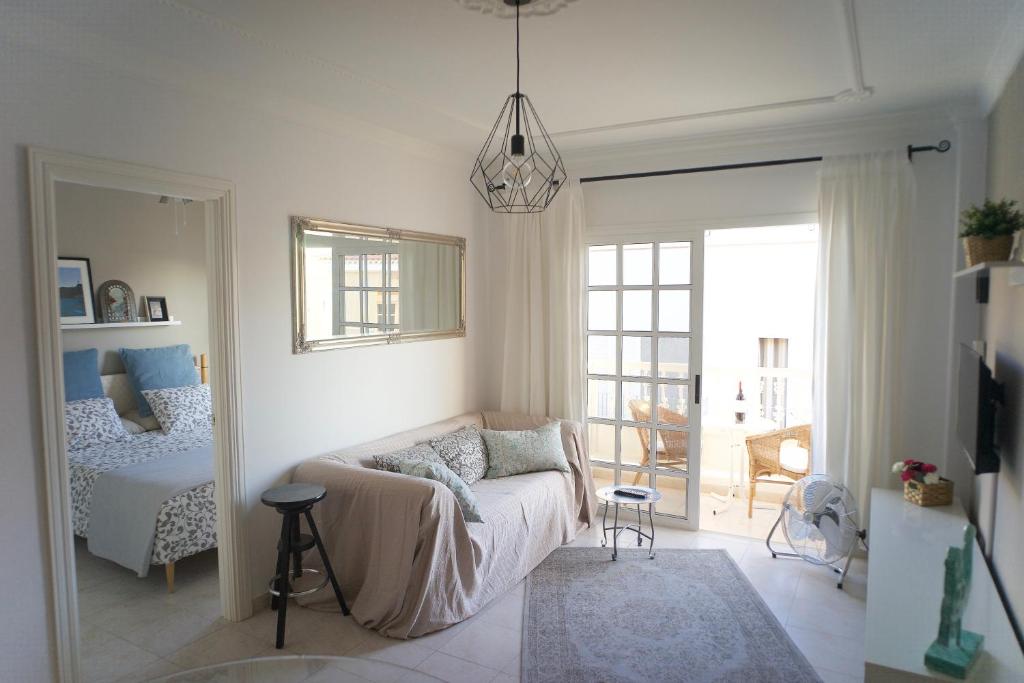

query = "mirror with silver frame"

[291,217,466,352]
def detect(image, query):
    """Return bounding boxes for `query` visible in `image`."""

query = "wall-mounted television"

[956,343,1004,475]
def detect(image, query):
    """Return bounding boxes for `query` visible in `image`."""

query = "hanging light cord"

[513,0,522,137]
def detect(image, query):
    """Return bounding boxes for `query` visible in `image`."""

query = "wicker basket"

[904,478,954,507]
[963,235,1014,267]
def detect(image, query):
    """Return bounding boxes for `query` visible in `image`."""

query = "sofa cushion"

[398,460,483,523]
[373,443,441,473]
[429,425,488,486]
[481,421,570,479]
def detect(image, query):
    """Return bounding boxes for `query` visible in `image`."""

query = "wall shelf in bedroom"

[61,320,182,331]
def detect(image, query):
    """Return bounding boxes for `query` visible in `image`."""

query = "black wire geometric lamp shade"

[470,94,567,213]
[469,0,567,213]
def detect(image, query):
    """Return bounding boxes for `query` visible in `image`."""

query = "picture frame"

[96,279,137,323]
[144,296,169,322]
[57,257,96,325]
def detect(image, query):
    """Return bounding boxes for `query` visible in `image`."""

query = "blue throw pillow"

[119,344,199,417]
[398,459,484,523]
[63,349,103,402]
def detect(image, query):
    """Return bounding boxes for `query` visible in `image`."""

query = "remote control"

[614,487,648,499]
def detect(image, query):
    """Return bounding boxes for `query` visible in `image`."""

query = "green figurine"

[924,524,984,678]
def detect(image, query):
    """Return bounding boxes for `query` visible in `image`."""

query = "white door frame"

[28,148,251,682]
[584,228,705,530]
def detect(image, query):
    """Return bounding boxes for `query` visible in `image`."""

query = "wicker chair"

[745,424,811,518]
[627,400,688,484]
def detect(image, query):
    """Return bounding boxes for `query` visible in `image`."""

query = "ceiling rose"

[452,0,578,18]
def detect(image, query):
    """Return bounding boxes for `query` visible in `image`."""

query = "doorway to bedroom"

[57,183,224,679]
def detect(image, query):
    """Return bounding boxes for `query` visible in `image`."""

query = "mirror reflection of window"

[299,226,461,344]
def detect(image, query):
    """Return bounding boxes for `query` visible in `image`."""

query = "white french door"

[585,233,704,529]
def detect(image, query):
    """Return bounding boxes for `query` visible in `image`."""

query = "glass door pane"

[585,236,702,527]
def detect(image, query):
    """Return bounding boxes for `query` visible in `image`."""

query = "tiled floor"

[698,491,784,540]
[76,525,867,682]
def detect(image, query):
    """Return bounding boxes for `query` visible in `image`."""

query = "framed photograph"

[96,280,137,323]
[57,257,96,325]
[144,296,169,322]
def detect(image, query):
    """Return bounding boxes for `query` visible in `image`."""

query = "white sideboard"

[865,489,1024,681]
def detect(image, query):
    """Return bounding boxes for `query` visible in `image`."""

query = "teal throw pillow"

[398,460,484,523]
[481,421,570,479]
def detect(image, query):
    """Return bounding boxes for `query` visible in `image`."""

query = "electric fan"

[766,474,867,589]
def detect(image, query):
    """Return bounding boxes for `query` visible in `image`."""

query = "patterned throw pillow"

[481,421,570,479]
[428,426,488,486]
[65,397,131,450]
[373,444,441,472]
[142,384,213,435]
[398,460,484,523]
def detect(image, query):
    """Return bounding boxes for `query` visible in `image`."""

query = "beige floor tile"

[119,608,228,658]
[786,624,865,677]
[738,552,805,597]
[438,621,520,671]
[415,651,501,683]
[165,626,269,669]
[112,657,183,683]
[80,632,163,683]
[816,666,864,683]
[362,634,435,670]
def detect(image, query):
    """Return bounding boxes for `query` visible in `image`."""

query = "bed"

[68,355,217,592]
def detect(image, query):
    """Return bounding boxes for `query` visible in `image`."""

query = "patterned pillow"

[142,384,213,435]
[373,444,441,472]
[428,426,488,486]
[65,397,131,450]
[482,421,570,479]
[398,460,484,523]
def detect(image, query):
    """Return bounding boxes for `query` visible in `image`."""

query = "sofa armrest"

[291,457,462,631]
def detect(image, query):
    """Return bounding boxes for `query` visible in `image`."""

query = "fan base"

[925,631,983,679]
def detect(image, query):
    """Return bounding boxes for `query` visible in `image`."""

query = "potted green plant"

[959,199,1024,267]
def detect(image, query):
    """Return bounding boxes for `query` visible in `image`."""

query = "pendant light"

[470,0,567,213]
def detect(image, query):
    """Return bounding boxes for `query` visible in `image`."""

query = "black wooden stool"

[261,483,349,649]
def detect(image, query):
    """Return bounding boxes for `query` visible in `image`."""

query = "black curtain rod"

[578,139,952,184]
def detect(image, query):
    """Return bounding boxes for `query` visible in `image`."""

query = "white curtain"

[494,181,586,421]
[813,151,915,521]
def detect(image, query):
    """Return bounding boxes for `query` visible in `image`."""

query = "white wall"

[57,183,210,375]
[570,113,963,494]
[982,52,1024,624]
[0,23,483,682]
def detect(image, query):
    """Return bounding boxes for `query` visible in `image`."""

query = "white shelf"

[61,320,182,331]
[954,261,1024,278]
[865,490,1024,682]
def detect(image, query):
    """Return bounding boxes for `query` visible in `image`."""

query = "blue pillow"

[63,349,103,402]
[119,345,199,417]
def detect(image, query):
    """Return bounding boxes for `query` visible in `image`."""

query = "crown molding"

[550,0,873,141]
[979,0,1024,114]
[564,107,963,169]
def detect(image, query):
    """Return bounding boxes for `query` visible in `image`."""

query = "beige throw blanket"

[292,411,597,639]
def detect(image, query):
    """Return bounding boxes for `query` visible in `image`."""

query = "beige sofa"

[292,411,597,639]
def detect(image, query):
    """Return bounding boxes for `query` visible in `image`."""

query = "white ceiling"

[37,0,1024,153]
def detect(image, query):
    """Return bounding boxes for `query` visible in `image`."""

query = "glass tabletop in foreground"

[162,654,444,682]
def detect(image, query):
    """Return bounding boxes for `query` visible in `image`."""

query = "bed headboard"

[100,353,209,416]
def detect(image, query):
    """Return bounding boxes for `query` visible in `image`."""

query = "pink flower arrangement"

[891,459,940,484]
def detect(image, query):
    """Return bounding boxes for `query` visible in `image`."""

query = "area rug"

[522,548,821,683]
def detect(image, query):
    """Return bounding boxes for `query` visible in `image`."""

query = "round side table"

[596,485,662,560]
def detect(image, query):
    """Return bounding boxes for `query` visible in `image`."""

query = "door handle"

[695,374,701,405]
